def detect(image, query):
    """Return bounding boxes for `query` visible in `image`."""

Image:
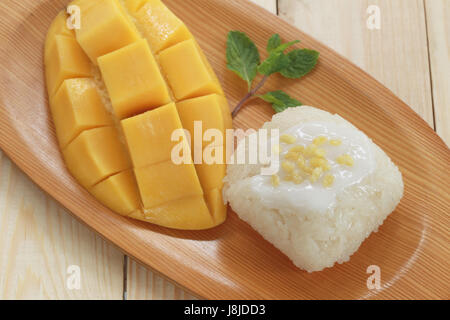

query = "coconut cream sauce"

[249,121,376,213]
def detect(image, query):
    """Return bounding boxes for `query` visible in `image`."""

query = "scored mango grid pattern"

[44,0,232,230]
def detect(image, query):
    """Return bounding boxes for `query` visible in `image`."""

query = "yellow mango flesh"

[195,158,226,191]
[133,0,192,53]
[70,0,98,11]
[123,0,148,12]
[121,103,187,167]
[177,94,231,197]
[205,188,227,225]
[75,0,141,63]
[45,35,92,96]
[90,170,141,215]
[50,78,113,148]
[158,39,223,100]
[44,11,75,57]
[46,0,231,230]
[176,94,232,149]
[63,126,131,188]
[98,39,171,119]
[134,160,203,208]
[129,195,213,230]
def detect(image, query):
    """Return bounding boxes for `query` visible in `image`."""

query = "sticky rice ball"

[223,106,404,272]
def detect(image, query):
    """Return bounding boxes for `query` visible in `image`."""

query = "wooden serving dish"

[0,0,448,299]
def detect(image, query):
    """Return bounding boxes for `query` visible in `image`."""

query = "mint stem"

[232,75,269,118]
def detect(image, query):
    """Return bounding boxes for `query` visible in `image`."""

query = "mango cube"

[134,0,192,53]
[46,11,74,38]
[63,126,131,188]
[123,0,147,12]
[44,11,75,58]
[98,39,171,119]
[68,0,98,12]
[50,78,113,148]
[195,160,226,191]
[121,103,187,167]
[45,35,92,96]
[90,170,141,215]
[193,141,226,190]
[134,160,203,208]
[158,39,222,100]
[176,94,232,150]
[75,0,141,63]
[205,188,227,224]
[130,196,213,230]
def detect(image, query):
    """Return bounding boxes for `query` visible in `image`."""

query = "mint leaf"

[267,34,299,53]
[280,49,319,79]
[257,51,290,75]
[267,34,281,52]
[258,37,300,76]
[273,40,300,53]
[226,31,260,90]
[258,90,302,113]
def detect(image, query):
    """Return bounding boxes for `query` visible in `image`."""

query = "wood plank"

[425,0,450,146]
[125,0,278,300]
[0,153,124,299]
[126,258,197,300]
[249,0,277,13]
[278,0,434,126]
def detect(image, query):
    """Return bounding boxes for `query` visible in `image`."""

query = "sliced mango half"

[44,0,231,230]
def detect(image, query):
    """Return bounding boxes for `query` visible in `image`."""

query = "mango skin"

[46,0,232,230]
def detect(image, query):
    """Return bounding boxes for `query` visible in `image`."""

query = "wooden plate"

[0,0,448,299]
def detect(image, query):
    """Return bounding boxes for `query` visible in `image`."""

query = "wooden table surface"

[0,0,448,299]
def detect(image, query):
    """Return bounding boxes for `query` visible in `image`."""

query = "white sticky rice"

[223,106,404,272]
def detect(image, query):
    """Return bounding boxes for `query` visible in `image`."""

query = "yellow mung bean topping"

[280,134,296,144]
[272,135,354,188]
[313,136,328,146]
[289,145,305,153]
[314,148,326,158]
[281,160,295,173]
[323,174,335,187]
[329,139,342,146]
[336,154,354,166]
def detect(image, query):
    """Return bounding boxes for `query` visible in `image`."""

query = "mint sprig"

[226,32,319,117]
